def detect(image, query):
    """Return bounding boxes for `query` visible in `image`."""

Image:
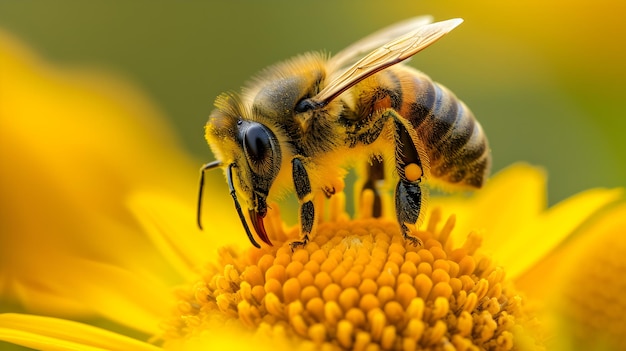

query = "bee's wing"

[329,15,433,70]
[311,18,463,107]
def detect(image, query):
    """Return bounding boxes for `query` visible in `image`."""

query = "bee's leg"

[389,112,425,246]
[361,158,385,217]
[290,157,315,250]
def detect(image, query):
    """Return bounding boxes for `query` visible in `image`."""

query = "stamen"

[165,205,544,350]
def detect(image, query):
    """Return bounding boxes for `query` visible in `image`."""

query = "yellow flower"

[1,29,624,351]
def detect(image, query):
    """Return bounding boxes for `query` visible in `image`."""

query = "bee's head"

[204,94,282,247]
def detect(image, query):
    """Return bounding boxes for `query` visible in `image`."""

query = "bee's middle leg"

[361,158,385,218]
[388,111,425,246]
[291,157,315,250]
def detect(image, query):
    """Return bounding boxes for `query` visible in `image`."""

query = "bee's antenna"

[226,163,261,248]
[197,160,222,230]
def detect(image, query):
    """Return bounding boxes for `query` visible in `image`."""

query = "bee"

[197,16,491,249]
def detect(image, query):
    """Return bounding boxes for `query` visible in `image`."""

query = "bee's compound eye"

[243,124,272,163]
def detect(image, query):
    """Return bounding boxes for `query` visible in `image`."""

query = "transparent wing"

[329,15,433,70]
[311,18,463,108]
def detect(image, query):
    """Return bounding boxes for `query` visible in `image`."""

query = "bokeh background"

[1,0,624,205]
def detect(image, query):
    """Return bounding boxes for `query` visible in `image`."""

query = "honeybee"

[197,16,491,249]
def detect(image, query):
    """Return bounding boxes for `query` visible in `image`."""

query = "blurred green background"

[1,0,624,205]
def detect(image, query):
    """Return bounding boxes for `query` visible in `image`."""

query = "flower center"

[164,208,542,350]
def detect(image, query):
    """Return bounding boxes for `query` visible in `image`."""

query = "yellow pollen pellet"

[404,163,422,182]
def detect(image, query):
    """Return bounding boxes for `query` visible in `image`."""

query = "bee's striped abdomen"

[364,67,490,189]
[400,69,490,188]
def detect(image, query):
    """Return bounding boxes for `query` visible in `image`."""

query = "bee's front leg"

[291,157,316,250]
[388,111,426,246]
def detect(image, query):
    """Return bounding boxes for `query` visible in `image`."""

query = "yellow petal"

[499,187,623,279]
[430,163,547,245]
[518,203,626,351]
[0,28,196,315]
[128,190,257,278]
[0,313,162,351]
[430,164,622,279]
[49,259,173,336]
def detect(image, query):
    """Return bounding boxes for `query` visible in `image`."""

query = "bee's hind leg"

[388,111,425,246]
[290,157,316,250]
